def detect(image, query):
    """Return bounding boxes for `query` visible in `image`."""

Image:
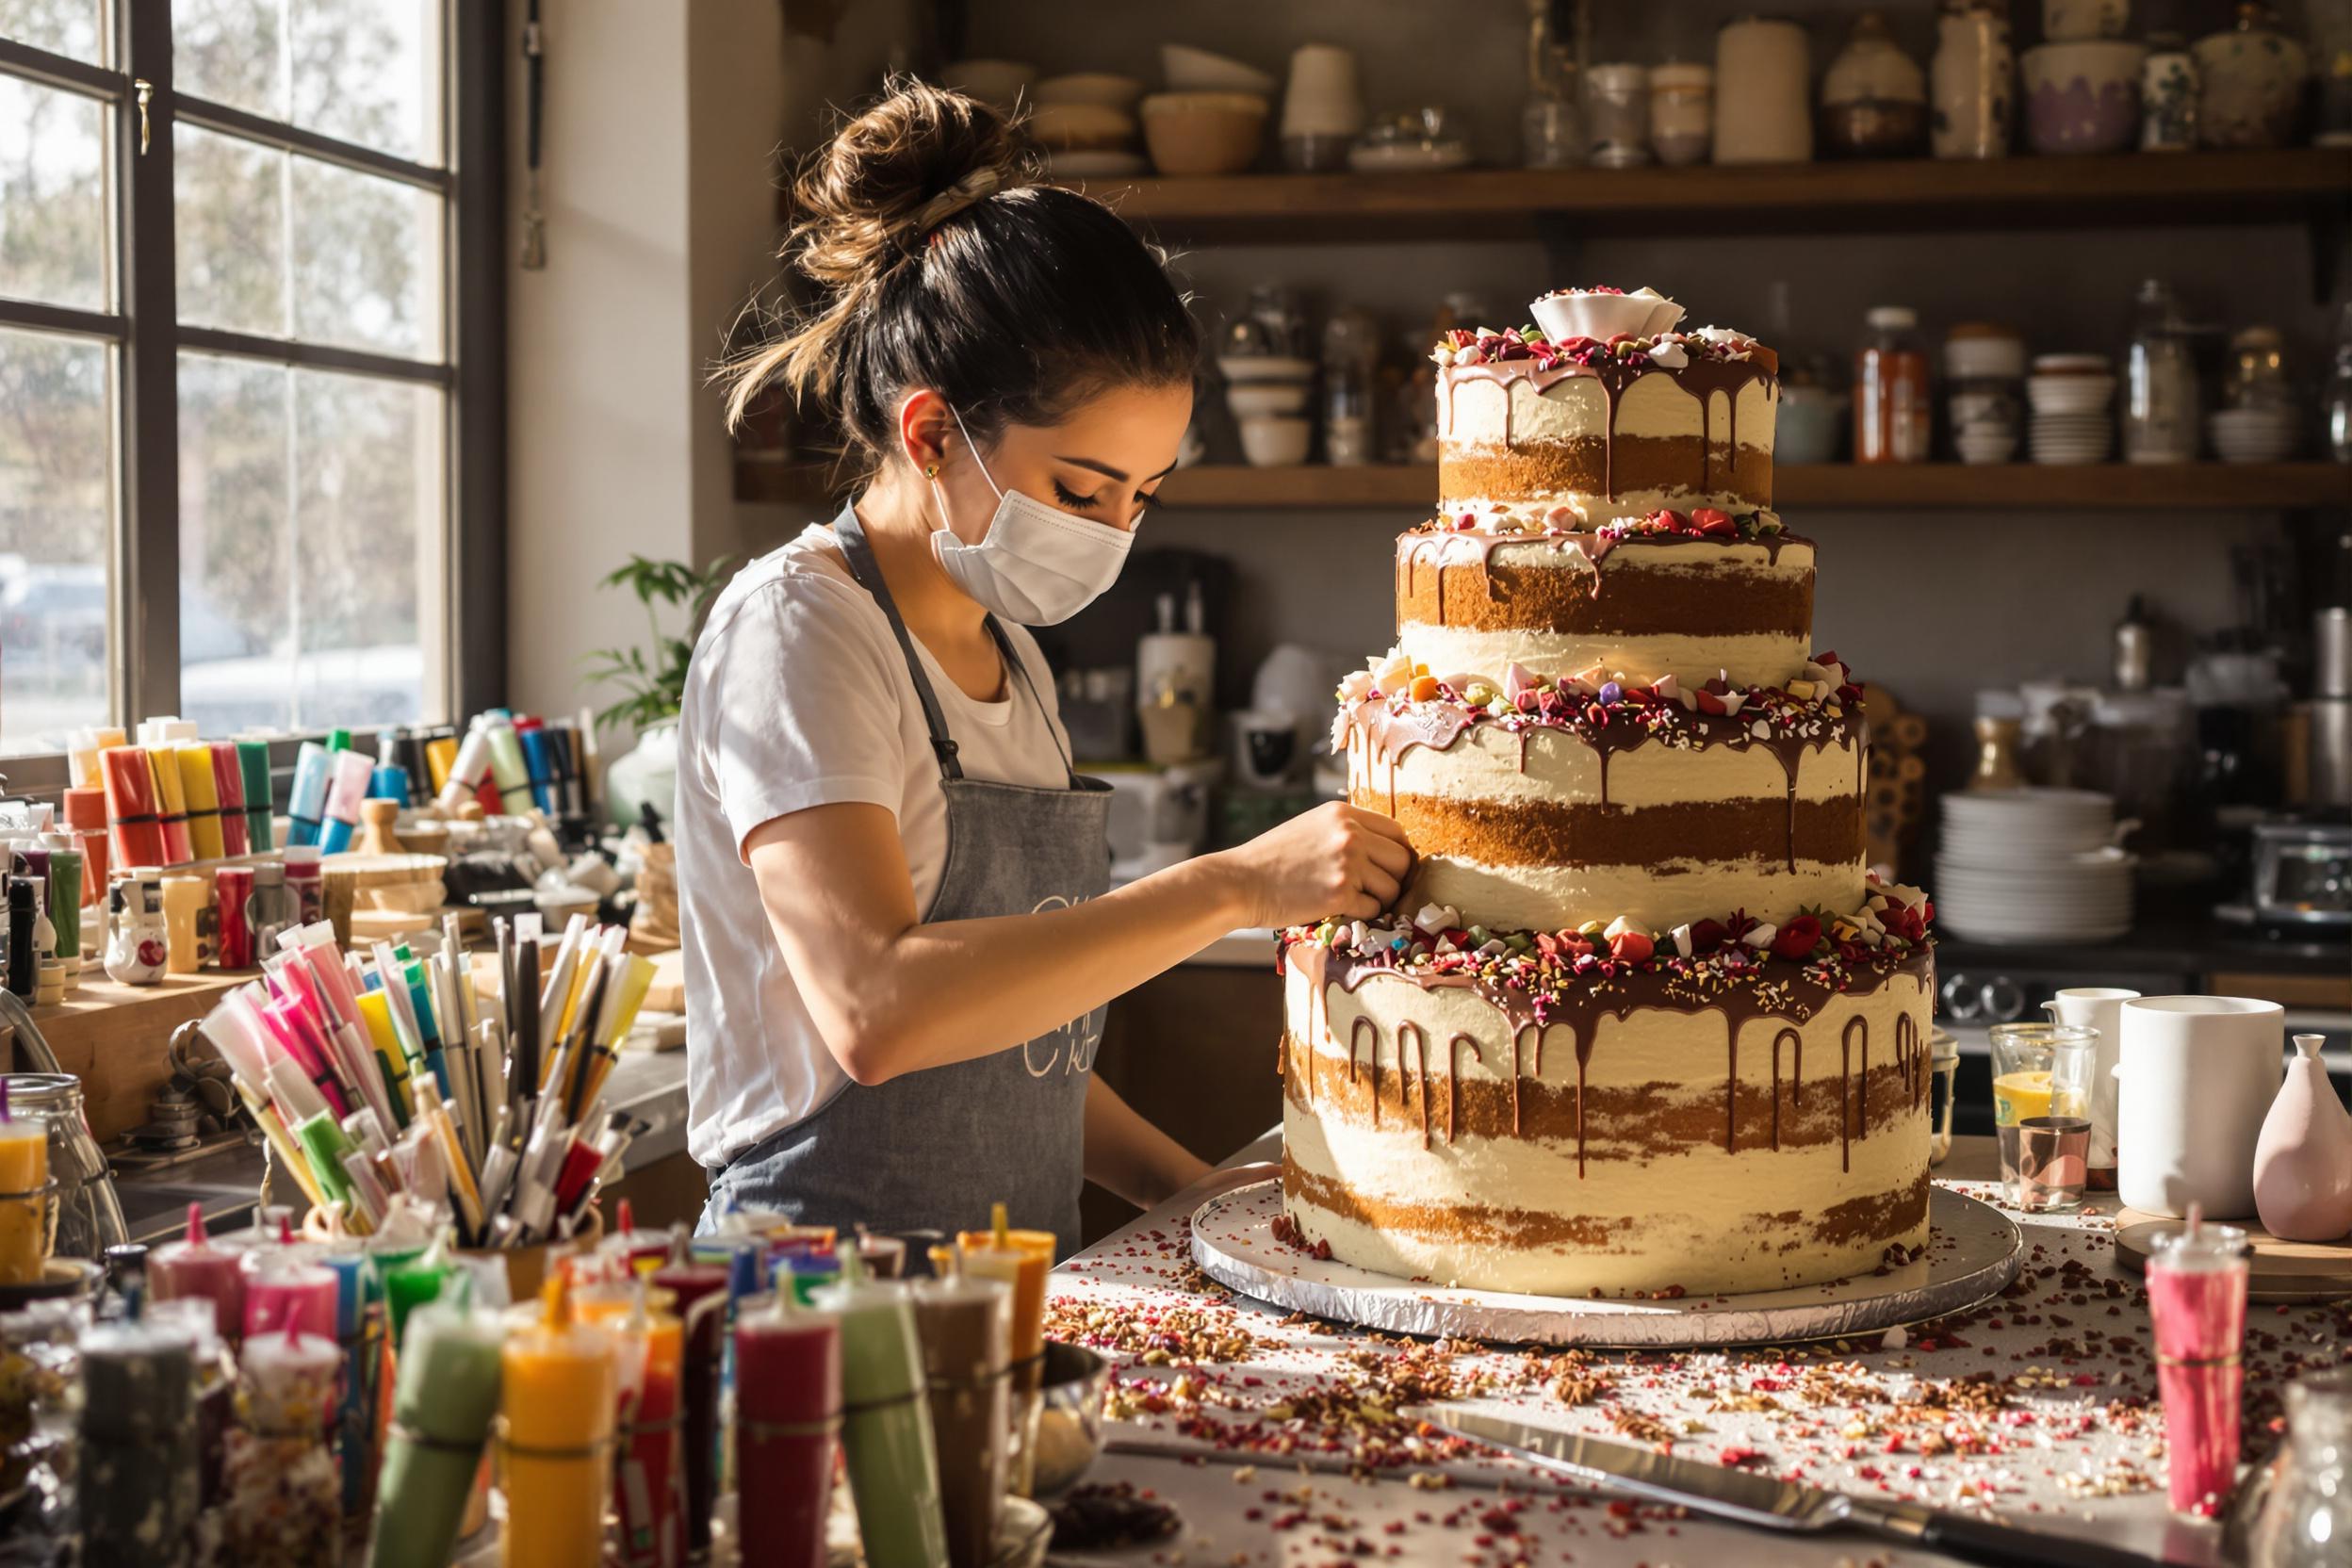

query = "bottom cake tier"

[1279,942,1935,1298]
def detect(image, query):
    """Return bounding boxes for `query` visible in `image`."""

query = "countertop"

[109,1046,693,1246]
[1044,1132,2345,1567]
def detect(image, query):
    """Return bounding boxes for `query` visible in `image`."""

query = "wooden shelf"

[1057,148,2352,243]
[739,458,2348,513]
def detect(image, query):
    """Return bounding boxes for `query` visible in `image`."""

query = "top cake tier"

[1432,292,1778,530]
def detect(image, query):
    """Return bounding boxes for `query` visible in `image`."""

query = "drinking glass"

[1989,1023,2096,1210]
[2249,1369,2352,1566]
[2148,1218,2249,1518]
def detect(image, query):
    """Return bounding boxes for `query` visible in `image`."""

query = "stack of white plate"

[2028,354,2115,465]
[2207,405,2300,465]
[1935,788,2133,944]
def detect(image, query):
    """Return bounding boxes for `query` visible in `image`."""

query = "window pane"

[173,122,285,336]
[0,1,106,64]
[172,0,284,123]
[0,74,108,312]
[291,0,440,165]
[0,329,112,757]
[292,157,440,358]
[179,354,440,733]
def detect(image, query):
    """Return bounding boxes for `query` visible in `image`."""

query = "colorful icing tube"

[318,750,374,855]
[211,743,251,858]
[176,744,226,861]
[433,728,491,815]
[286,742,332,847]
[101,745,165,870]
[237,739,276,852]
[147,745,194,865]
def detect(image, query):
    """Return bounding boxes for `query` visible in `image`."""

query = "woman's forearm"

[771,845,1250,1085]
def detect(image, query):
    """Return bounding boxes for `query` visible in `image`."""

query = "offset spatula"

[1420,1410,2164,1568]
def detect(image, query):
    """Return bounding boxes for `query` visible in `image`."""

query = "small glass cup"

[2247,1368,2352,1565]
[1989,1023,2096,1211]
[1927,1027,1961,1166]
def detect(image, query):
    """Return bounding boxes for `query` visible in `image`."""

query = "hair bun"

[790,77,1031,292]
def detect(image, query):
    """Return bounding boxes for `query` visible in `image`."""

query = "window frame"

[0,0,505,803]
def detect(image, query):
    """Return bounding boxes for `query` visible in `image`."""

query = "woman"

[678,82,1412,1255]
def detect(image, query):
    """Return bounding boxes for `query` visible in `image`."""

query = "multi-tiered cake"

[1278,287,1937,1298]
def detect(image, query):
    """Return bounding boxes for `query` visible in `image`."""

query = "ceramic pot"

[1821,9,1929,157]
[2140,44,2199,149]
[1776,384,1847,465]
[2252,1035,2352,1242]
[2115,995,2284,1219]
[2022,41,2147,154]
[1714,16,1812,163]
[604,717,680,832]
[2047,987,2138,1176]
[2044,0,2129,42]
[1932,2,2015,158]
[2193,9,2309,150]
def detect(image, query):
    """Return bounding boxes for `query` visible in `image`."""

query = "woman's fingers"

[1357,860,1401,909]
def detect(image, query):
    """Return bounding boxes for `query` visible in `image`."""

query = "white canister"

[2044,0,2128,43]
[1650,61,1715,166]
[1714,17,1812,164]
[1931,3,2015,159]
[2046,987,2138,1177]
[2115,995,2285,1220]
[1280,42,1364,139]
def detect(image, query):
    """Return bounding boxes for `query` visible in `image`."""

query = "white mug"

[2115,996,2284,1219]
[2046,987,2138,1171]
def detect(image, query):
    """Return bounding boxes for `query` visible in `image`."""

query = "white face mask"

[927,405,1137,626]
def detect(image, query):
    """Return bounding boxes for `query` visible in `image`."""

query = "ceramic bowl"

[2022,41,2145,154]
[1162,42,1278,95]
[1028,102,1135,152]
[940,58,1036,112]
[1226,382,1310,417]
[1238,415,1312,467]
[1033,73,1146,111]
[1031,1341,1111,1495]
[1140,91,1268,176]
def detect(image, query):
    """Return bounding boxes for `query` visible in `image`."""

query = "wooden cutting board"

[2112,1207,2352,1302]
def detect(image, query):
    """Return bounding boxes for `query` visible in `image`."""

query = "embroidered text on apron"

[703,503,1113,1257]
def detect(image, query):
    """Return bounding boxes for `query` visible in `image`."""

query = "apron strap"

[830,503,1078,789]
[831,504,965,782]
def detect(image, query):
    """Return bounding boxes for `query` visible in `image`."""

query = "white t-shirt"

[676,521,1072,1168]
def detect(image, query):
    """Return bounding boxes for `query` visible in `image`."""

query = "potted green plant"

[586,553,734,828]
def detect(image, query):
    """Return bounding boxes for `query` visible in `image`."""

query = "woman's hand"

[1213,801,1415,929]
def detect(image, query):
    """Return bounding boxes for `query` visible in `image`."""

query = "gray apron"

[703,503,1112,1258]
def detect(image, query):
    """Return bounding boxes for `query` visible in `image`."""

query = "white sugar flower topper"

[1527,286,1685,345]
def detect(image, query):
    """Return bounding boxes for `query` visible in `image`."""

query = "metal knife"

[1418,1409,2164,1568]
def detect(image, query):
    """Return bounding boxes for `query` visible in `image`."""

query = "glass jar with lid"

[1649,61,1714,165]
[1583,63,1651,167]
[1855,305,1931,464]
[1944,322,2025,465]
[2226,326,2292,412]
[0,1075,126,1265]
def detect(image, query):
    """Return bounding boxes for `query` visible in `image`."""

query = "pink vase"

[2252,1034,2352,1243]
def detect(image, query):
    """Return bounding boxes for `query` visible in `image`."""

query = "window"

[0,1,498,776]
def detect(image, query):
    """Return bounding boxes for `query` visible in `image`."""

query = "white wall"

[504,0,789,730]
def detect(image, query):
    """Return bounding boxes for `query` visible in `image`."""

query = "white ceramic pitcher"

[2115,995,2283,1219]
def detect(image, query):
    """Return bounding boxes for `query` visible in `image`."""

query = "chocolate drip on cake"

[1441,357,1778,504]
[1770,1026,1803,1152]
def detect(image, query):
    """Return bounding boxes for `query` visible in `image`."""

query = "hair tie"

[910,168,1002,241]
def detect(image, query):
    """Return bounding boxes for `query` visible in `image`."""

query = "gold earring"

[924,462,939,480]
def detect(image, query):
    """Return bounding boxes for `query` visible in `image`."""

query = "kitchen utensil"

[1160,43,1277,96]
[1418,1411,2162,1567]
[2313,609,2350,698]
[1713,16,1812,163]
[2023,41,2145,154]
[1032,74,1144,111]
[2116,996,2284,1220]
[1138,91,1266,175]
[1229,710,1300,789]
[2252,1036,2352,1242]
[1237,416,1310,467]
[2045,987,2137,1187]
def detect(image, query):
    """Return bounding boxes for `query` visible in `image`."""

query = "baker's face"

[923,381,1193,546]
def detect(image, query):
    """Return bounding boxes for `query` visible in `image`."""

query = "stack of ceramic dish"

[1220,355,1315,466]
[1936,787,2134,944]
[2027,353,2115,464]
[1032,74,1147,178]
[2206,404,2301,465]
[1142,45,1275,175]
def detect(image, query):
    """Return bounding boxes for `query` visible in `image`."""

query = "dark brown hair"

[724,78,1199,468]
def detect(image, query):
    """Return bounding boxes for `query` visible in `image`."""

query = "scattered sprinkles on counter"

[1043,1200,2352,1549]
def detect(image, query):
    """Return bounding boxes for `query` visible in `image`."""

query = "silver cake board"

[1190,1181,2021,1349]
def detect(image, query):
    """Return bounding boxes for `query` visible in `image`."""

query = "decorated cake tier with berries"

[1436,287,1780,531]
[1278,287,1934,1301]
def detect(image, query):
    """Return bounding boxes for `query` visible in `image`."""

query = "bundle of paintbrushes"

[194,910,657,1249]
